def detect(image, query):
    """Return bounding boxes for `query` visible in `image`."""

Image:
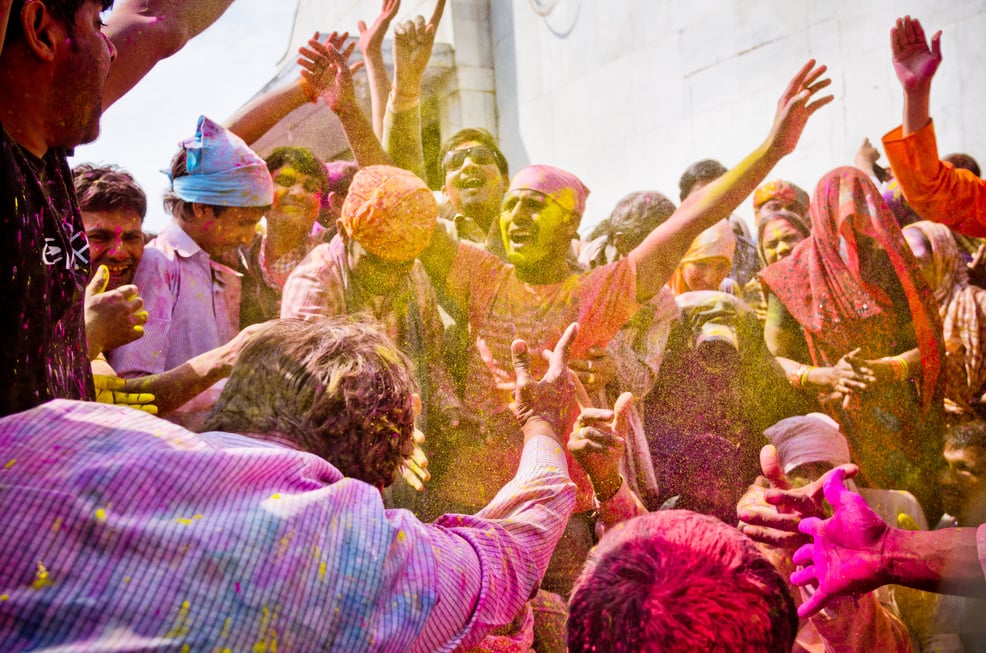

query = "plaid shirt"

[0,400,574,651]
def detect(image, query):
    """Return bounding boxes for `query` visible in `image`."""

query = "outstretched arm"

[382,0,446,178]
[298,33,391,167]
[891,15,942,136]
[791,468,986,619]
[103,0,237,109]
[357,0,401,139]
[628,60,833,302]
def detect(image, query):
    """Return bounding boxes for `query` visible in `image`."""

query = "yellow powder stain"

[174,514,204,526]
[181,646,189,653]
[252,605,280,653]
[51,517,62,532]
[3,459,15,469]
[164,600,191,638]
[31,561,51,590]
[220,616,232,638]
[122,576,131,585]
[396,530,406,542]
[0,594,9,601]
[270,493,281,500]
[318,561,327,580]
[94,508,108,522]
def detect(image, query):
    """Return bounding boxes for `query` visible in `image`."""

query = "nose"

[105,237,128,259]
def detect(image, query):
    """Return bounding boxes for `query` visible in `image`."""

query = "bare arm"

[225,74,311,147]
[103,0,237,109]
[382,0,445,178]
[357,0,401,139]
[628,60,833,302]
[119,323,265,416]
[891,16,941,136]
[298,34,391,167]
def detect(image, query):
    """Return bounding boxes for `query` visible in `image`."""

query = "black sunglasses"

[443,145,498,171]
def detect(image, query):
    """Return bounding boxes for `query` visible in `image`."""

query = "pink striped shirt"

[0,400,574,651]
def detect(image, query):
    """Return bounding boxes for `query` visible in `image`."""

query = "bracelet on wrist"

[789,364,816,390]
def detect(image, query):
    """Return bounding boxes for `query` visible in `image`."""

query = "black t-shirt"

[0,126,93,416]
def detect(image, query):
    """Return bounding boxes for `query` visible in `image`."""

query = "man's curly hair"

[205,318,419,488]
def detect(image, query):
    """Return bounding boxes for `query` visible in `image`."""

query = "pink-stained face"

[681,257,732,292]
[52,0,118,147]
[83,209,144,290]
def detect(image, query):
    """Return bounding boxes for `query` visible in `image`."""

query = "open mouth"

[508,228,535,247]
[458,175,485,190]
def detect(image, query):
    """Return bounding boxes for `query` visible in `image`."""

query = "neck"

[265,220,309,259]
[0,53,55,157]
[514,253,574,285]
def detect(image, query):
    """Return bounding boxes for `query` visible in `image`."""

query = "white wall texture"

[288,0,986,234]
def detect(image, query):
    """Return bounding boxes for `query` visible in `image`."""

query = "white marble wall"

[490,0,986,233]
[287,0,986,234]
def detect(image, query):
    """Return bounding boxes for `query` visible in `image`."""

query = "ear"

[19,0,61,62]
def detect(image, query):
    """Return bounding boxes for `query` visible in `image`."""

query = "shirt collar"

[160,221,205,259]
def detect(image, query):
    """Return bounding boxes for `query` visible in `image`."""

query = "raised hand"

[511,322,578,439]
[392,0,446,100]
[569,392,632,499]
[568,346,617,394]
[738,445,858,550]
[790,468,889,618]
[766,59,834,157]
[358,0,400,61]
[85,265,148,358]
[891,16,942,93]
[297,31,364,111]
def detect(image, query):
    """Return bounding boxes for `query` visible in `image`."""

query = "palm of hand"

[893,44,939,91]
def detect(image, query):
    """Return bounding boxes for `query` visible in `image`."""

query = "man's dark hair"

[945,420,986,450]
[438,127,509,177]
[943,153,981,179]
[266,146,329,197]
[5,0,113,42]
[162,148,227,222]
[72,163,147,220]
[205,318,419,489]
[568,510,798,653]
[605,191,677,255]
[678,159,727,201]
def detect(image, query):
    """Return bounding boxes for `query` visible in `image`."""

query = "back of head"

[678,159,727,201]
[3,0,112,44]
[438,127,509,177]
[606,191,677,255]
[72,163,147,219]
[943,152,981,178]
[205,318,418,488]
[163,115,273,220]
[568,510,797,653]
[946,419,986,450]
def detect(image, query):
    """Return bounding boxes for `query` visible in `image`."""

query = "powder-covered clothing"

[437,242,640,511]
[0,125,93,416]
[0,399,575,652]
[107,221,241,376]
[883,121,986,237]
[238,231,325,328]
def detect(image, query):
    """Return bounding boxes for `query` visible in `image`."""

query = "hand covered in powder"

[511,322,578,443]
[790,468,889,618]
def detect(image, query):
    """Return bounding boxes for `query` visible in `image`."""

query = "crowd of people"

[1,0,985,650]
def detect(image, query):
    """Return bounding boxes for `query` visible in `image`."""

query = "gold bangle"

[800,366,815,388]
[892,355,909,381]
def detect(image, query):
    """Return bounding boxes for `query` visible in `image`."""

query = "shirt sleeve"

[571,257,641,358]
[410,435,576,652]
[280,244,341,321]
[106,249,175,377]
[445,242,507,326]
[883,121,986,237]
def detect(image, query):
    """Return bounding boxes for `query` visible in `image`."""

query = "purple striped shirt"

[0,400,574,651]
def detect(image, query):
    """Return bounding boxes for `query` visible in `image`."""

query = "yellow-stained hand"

[392,0,446,99]
[85,265,148,358]
[297,31,363,111]
[94,375,157,414]
[401,394,430,491]
[569,392,633,500]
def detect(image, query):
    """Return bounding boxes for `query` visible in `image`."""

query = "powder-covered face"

[194,205,265,260]
[761,218,807,265]
[499,189,575,272]
[271,164,322,229]
[941,442,986,524]
[345,237,414,296]
[443,140,507,227]
[83,209,144,290]
[680,257,732,292]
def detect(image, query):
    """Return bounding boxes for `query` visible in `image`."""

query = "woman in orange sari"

[759,167,945,516]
